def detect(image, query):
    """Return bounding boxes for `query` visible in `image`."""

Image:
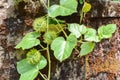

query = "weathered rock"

[0,0,120,80]
[90,1,120,17]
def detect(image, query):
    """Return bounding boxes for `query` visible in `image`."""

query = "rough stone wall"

[0,0,120,80]
[0,0,10,79]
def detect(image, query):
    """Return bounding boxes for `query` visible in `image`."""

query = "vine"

[15,0,117,80]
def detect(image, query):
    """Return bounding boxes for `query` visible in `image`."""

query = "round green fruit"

[43,31,58,44]
[33,16,47,32]
[26,49,41,65]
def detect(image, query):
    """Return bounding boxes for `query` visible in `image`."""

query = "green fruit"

[33,16,47,32]
[43,31,58,44]
[26,49,41,65]
[82,2,91,13]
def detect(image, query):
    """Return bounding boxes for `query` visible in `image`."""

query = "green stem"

[39,48,47,52]
[39,71,47,80]
[47,44,51,80]
[54,18,68,38]
[75,48,79,54]
[84,56,87,80]
[40,0,48,9]
[39,44,45,49]
[78,35,84,43]
[80,11,83,24]
[47,0,50,32]
[46,0,51,80]
[48,0,50,8]
[80,0,86,24]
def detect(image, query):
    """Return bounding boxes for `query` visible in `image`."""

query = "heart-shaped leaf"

[80,42,95,56]
[17,55,47,80]
[15,32,40,50]
[98,24,116,39]
[20,69,38,80]
[84,28,100,42]
[17,55,47,74]
[68,23,87,38]
[51,34,77,62]
[48,0,78,18]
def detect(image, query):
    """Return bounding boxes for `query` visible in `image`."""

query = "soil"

[0,0,120,80]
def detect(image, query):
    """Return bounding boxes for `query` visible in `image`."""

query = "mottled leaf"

[98,24,116,39]
[68,23,87,38]
[84,28,100,42]
[17,55,47,74]
[15,32,40,50]
[48,0,78,18]
[51,34,77,62]
[80,42,95,56]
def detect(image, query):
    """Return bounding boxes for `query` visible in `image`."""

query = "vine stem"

[54,18,68,38]
[84,56,86,80]
[46,44,51,80]
[47,0,50,32]
[39,48,47,51]
[39,44,45,49]
[39,71,47,80]
[80,11,83,24]
[40,0,48,9]
[46,0,51,80]
[80,0,86,24]
[84,55,89,80]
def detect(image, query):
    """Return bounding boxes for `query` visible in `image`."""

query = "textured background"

[0,0,120,80]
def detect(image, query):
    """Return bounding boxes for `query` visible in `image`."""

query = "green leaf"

[68,23,87,38]
[79,0,84,4]
[20,69,38,80]
[15,32,40,50]
[80,42,95,56]
[17,55,47,74]
[84,28,100,42]
[98,24,116,39]
[48,18,65,25]
[37,56,47,70]
[48,0,78,18]
[51,34,77,62]
[82,2,91,13]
